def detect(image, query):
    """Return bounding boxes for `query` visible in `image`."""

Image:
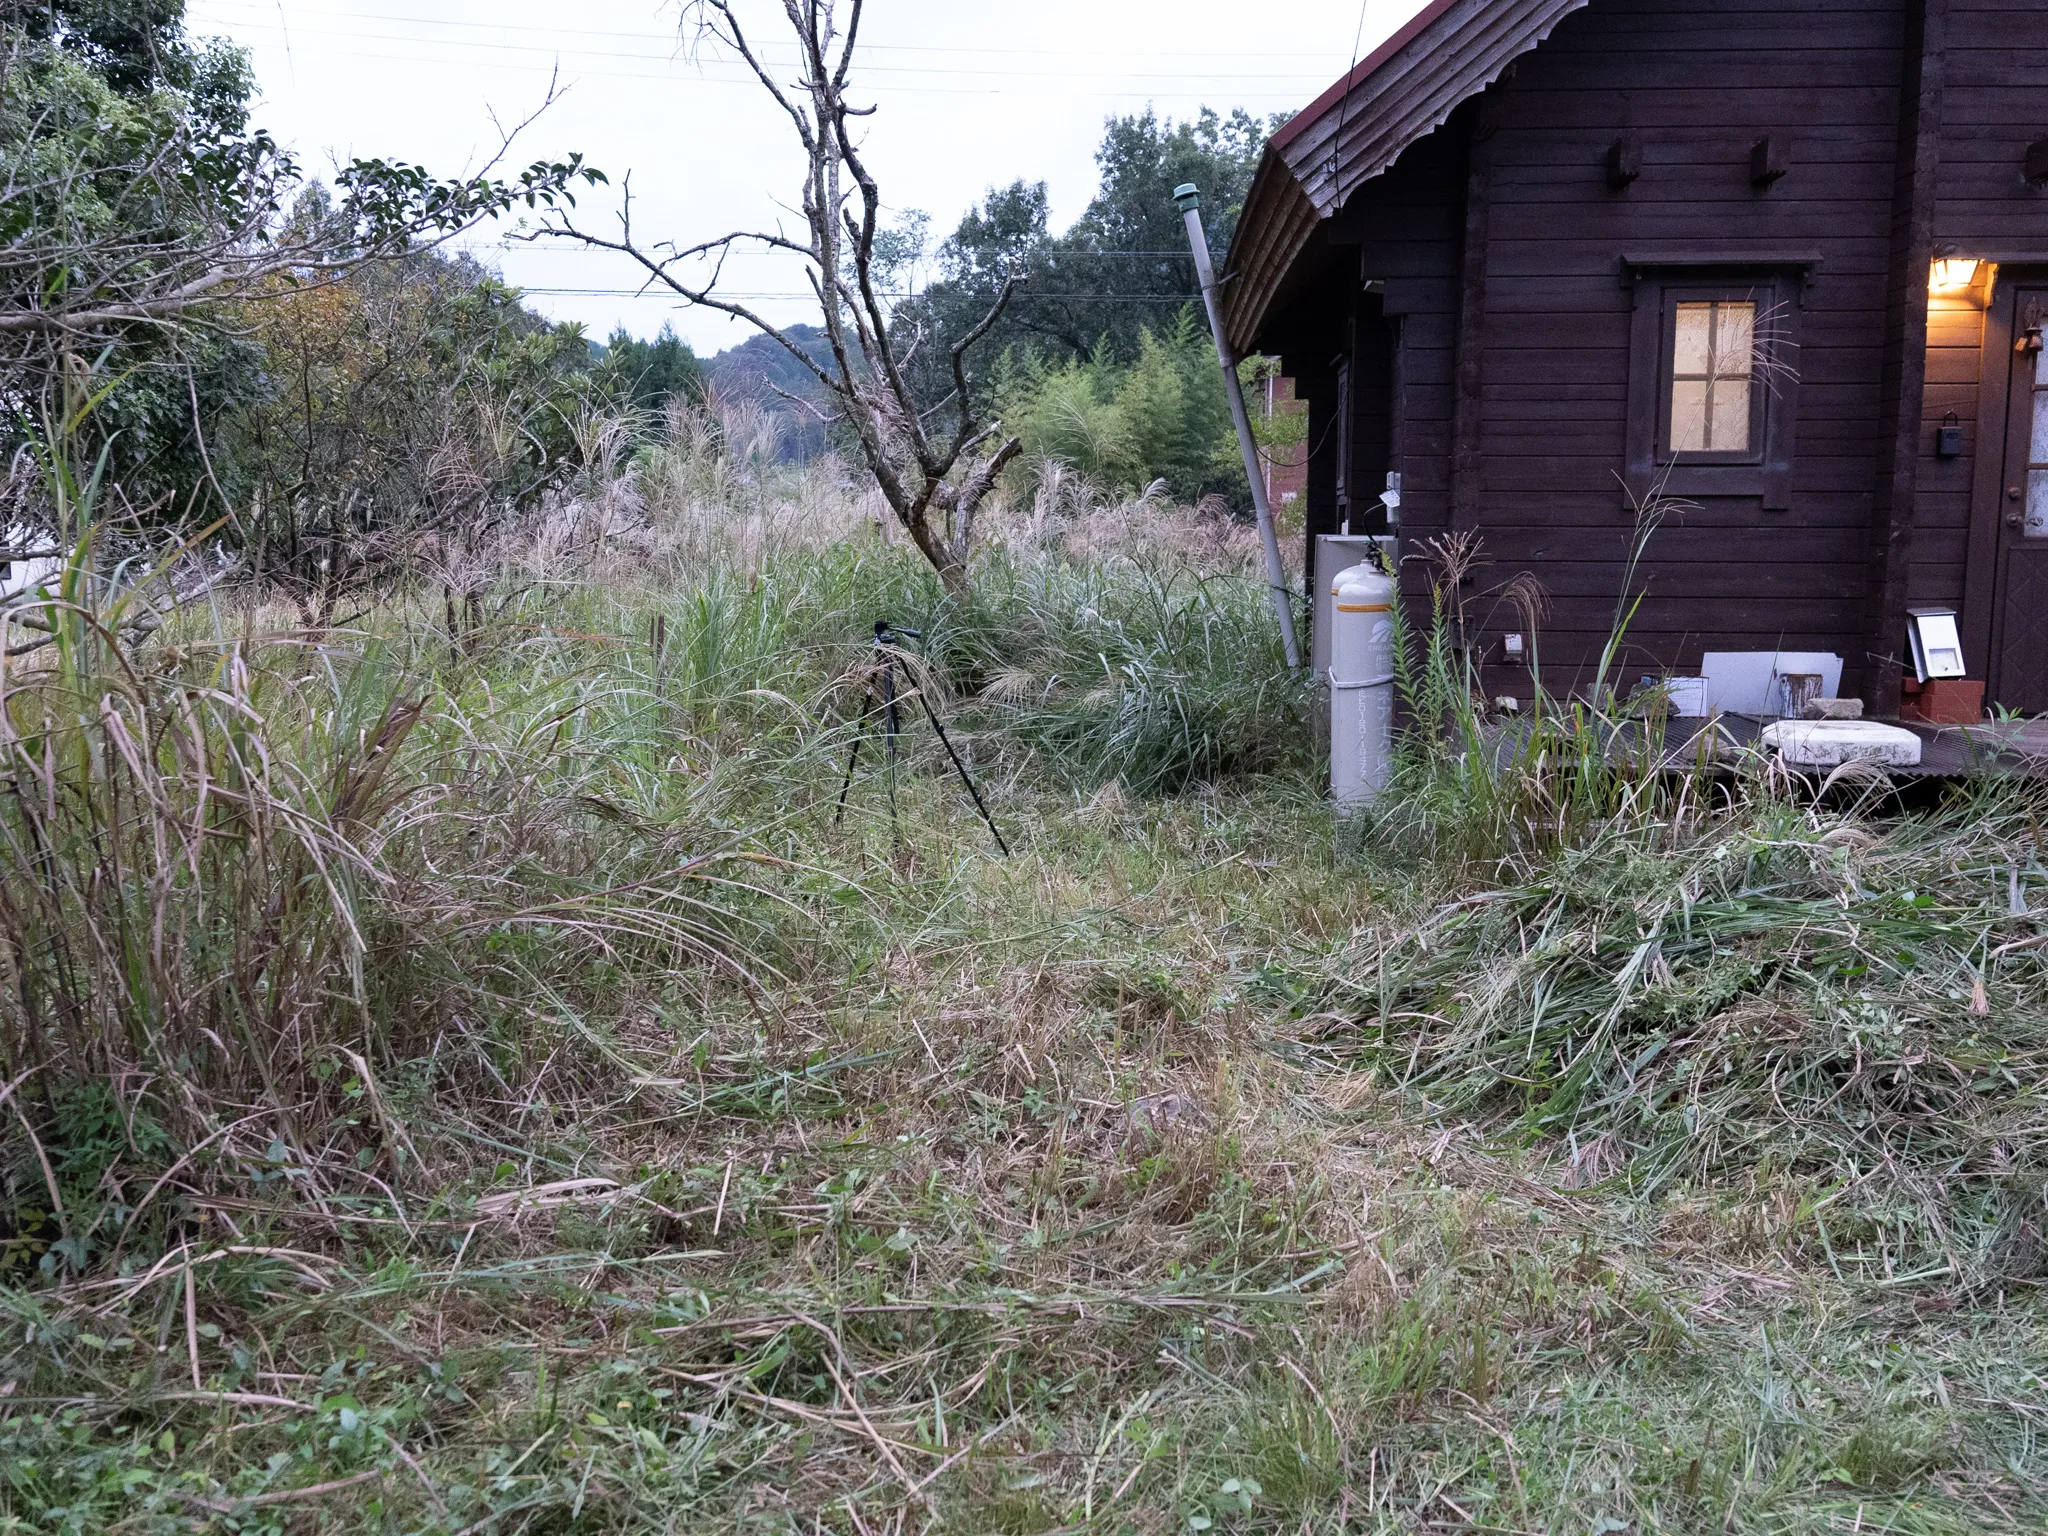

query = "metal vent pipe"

[1174,183,1302,670]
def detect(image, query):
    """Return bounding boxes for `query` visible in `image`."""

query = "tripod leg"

[834,688,874,827]
[880,657,900,834]
[914,687,1010,856]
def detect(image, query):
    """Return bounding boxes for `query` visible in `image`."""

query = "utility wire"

[195,1,1352,62]
[513,289,1204,302]
[219,42,1308,97]
[463,245,1205,258]
[1324,0,1376,187]
[199,17,1335,84]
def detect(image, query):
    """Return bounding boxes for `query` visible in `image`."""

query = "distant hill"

[702,324,836,461]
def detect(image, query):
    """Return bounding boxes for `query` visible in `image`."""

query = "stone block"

[1759,720,1923,769]
[1800,697,1865,721]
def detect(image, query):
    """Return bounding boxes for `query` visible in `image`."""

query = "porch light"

[1931,257,1982,292]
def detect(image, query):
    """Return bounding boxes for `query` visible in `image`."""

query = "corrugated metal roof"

[1223,0,1591,353]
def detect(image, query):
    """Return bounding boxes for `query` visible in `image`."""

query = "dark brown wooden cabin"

[1226,0,2048,715]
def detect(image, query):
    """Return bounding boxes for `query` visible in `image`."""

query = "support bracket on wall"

[1751,135,1790,188]
[2026,138,2048,187]
[1606,131,1642,191]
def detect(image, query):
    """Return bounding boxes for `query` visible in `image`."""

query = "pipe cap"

[1172,183,1202,213]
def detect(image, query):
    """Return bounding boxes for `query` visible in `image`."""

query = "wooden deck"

[1662,715,2048,779]
[1489,713,2048,780]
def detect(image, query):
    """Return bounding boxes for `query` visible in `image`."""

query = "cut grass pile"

[1,431,2044,1534]
[1330,791,2048,1292]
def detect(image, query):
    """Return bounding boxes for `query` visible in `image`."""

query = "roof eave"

[1222,0,1594,356]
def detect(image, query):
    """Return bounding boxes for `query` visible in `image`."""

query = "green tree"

[905,106,1279,382]
[0,0,601,529]
[0,5,267,499]
[602,323,704,424]
[2,0,210,95]
[999,310,1237,505]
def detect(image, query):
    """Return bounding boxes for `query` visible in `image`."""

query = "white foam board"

[1701,652,1845,716]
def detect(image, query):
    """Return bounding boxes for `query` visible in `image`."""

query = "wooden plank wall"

[1330,114,1473,609]
[1915,293,1985,617]
[1937,0,2048,255]
[1925,0,2048,686]
[1268,263,1355,565]
[1258,0,2048,701]
[1466,0,1912,697]
[1270,117,1469,610]
[1350,300,1398,534]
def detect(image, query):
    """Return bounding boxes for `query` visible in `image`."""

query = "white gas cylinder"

[1329,557,1398,810]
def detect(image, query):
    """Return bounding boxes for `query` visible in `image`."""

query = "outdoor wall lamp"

[1930,256,1981,293]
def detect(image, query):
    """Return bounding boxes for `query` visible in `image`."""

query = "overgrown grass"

[1329,785,2048,1287]
[1,417,2043,1534]
[1337,533,2048,1282]
[1363,522,1729,874]
[0,418,1311,1275]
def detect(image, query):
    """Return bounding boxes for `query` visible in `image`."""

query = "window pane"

[1710,379,1752,453]
[2028,467,2048,537]
[1668,299,1760,456]
[1674,303,1714,375]
[2032,386,2048,463]
[1671,379,1709,452]
[1714,303,1756,379]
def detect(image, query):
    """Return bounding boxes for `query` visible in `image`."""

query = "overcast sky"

[184,0,1423,355]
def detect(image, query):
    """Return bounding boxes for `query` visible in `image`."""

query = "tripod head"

[874,619,922,645]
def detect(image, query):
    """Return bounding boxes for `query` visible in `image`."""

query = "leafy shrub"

[998,312,1240,506]
[221,240,600,609]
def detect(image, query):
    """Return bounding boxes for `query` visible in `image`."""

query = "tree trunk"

[899,507,970,598]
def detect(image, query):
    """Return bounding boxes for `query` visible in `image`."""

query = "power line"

[224,40,1311,98]
[463,245,1203,259]
[194,1,1350,63]
[200,16,1333,84]
[1325,0,1374,183]
[517,288,1203,302]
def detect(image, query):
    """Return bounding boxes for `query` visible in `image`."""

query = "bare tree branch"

[538,0,1020,596]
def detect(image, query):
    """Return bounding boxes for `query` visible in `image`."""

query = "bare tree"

[531,0,1022,596]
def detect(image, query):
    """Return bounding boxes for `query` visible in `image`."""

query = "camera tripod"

[834,620,1009,855]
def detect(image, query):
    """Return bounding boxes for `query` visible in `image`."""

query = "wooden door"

[1992,289,2048,713]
